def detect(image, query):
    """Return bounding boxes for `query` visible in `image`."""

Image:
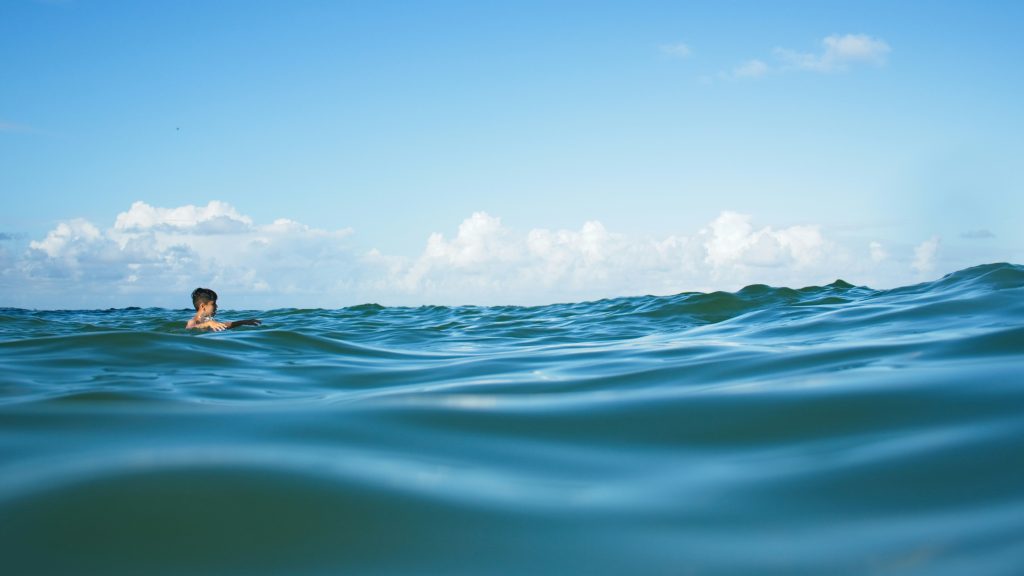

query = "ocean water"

[1,263,1023,575]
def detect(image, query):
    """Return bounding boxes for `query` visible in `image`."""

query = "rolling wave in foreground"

[1,263,1023,575]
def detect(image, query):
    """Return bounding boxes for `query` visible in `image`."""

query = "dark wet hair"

[191,287,218,310]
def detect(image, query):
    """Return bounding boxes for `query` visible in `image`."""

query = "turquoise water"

[2,263,1023,575]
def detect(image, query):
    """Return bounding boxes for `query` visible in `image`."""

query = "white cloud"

[731,59,770,79]
[912,236,941,274]
[20,201,356,307]
[397,212,523,294]
[395,214,643,300]
[869,241,888,263]
[715,60,770,81]
[30,219,102,259]
[775,34,890,72]
[113,200,252,233]
[422,211,516,268]
[392,211,834,303]
[6,201,964,308]
[716,33,890,81]
[823,34,891,64]
[661,42,693,59]
[702,211,825,270]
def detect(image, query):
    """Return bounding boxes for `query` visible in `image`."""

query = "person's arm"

[186,318,231,331]
[187,317,261,331]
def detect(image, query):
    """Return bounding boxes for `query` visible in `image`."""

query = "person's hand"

[209,320,229,332]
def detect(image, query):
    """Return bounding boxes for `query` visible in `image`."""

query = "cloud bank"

[3,201,952,309]
[17,201,357,308]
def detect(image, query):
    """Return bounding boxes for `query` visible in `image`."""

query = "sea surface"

[1,263,1023,575]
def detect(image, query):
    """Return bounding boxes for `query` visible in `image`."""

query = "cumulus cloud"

[394,214,574,296]
[702,211,825,270]
[30,219,103,258]
[394,215,700,302]
[395,212,523,295]
[661,42,693,59]
[113,200,252,233]
[6,201,962,308]
[775,34,891,72]
[19,201,355,307]
[378,211,838,303]
[912,236,941,274]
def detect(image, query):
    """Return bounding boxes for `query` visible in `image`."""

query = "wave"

[1,263,1023,574]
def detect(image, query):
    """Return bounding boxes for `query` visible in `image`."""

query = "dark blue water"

[2,263,1023,575]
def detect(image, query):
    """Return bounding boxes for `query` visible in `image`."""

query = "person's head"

[191,287,218,316]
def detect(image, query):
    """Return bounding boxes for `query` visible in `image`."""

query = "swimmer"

[186,287,261,331]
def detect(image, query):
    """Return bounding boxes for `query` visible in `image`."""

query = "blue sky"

[2,1,1021,308]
